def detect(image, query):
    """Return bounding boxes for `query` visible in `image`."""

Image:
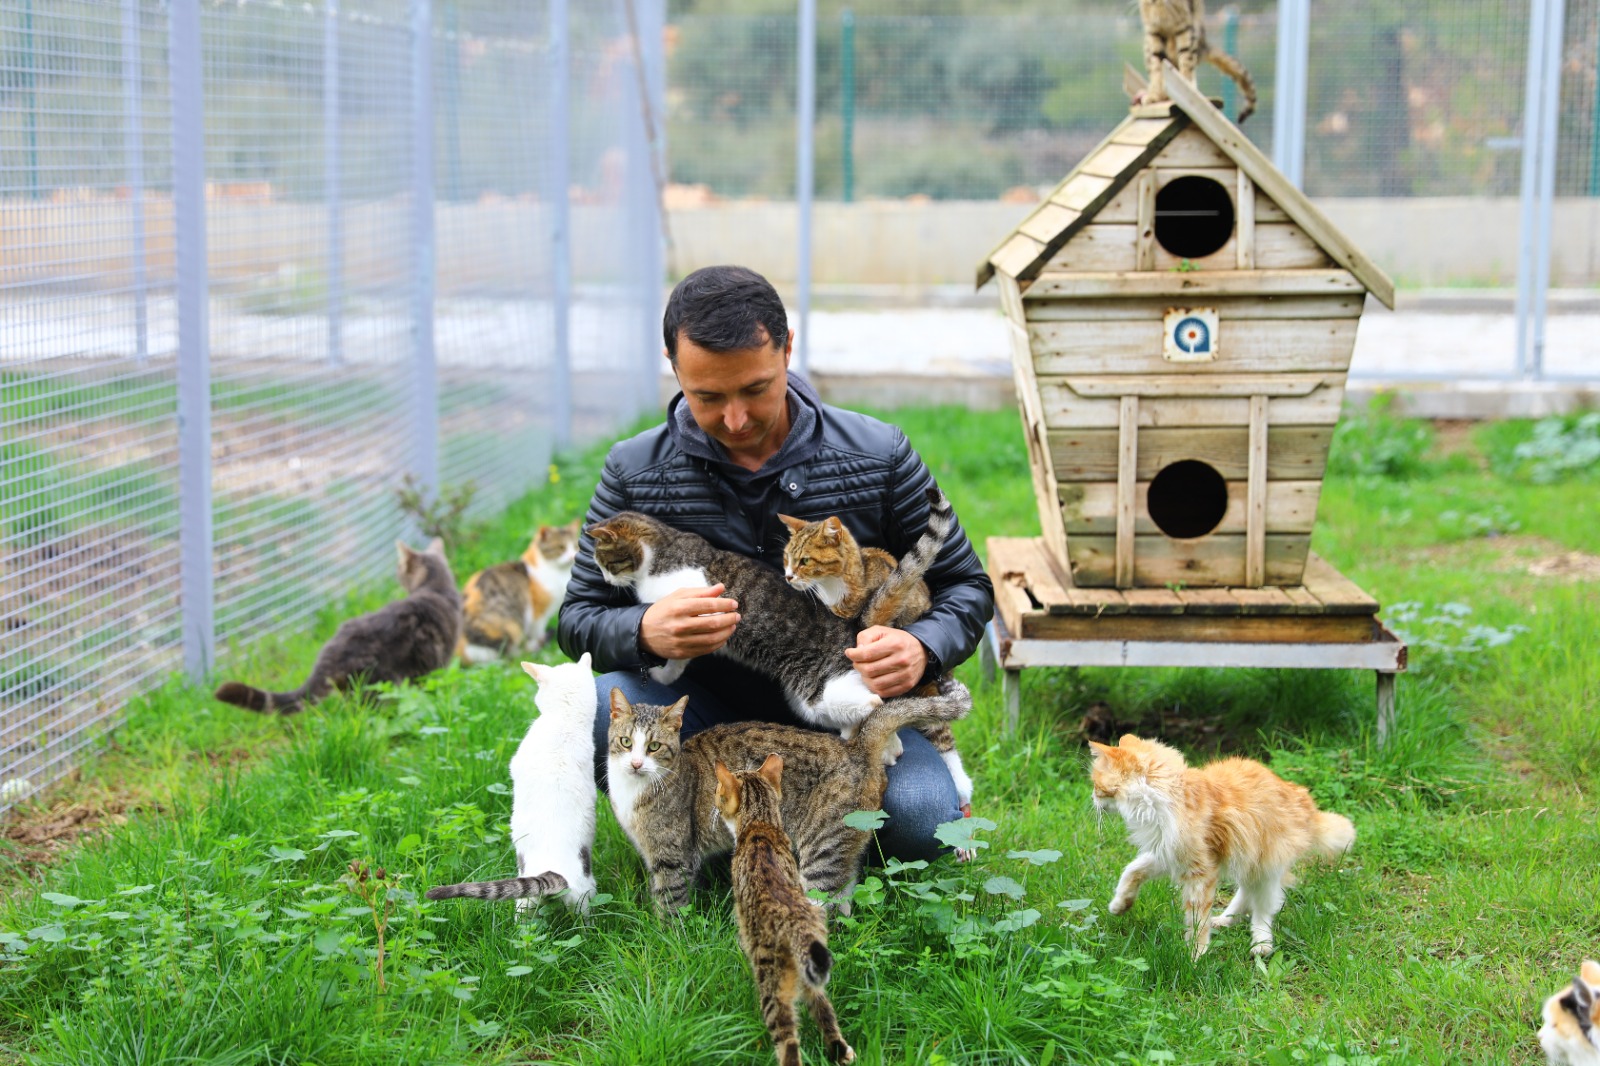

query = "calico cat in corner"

[458,519,580,665]
[715,755,855,1066]
[214,539,461,715]
[1541,961,1600,1065]
[777,490,973,810]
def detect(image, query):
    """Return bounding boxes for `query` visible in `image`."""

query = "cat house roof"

[975,63,1395,308]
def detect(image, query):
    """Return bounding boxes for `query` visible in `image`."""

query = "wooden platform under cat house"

[975,62,1405,741]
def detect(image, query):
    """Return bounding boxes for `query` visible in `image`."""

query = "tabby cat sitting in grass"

[457,519,580,665]
[1541,960,1600,1065]
[214,539,461,715]
[778,490,973,810]
[606,676,971,915]
[1090,733,1355,960]
[715,755,855,1066]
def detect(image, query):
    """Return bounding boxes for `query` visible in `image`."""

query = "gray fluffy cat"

[214,539,462,715]
[586,487,947,743]
[605,676,972,915]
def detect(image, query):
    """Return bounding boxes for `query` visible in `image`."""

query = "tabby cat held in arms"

[606,676,971,914]
[715,755,855,1066]
[587,487,949,743]
[457,520,580,665]
[424,654,598,912]
[1090,734,1355,960]
[214,539,461,715]
[778,492,973,807]
[1541,961,1600,1065]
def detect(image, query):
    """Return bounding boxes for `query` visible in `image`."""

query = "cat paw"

[1250,940,1275,958]
[829,1041,856,1064]
[865,694,883,709]
[1107,897,1131,915]
[1191,943,1211,962]
[1210,914,1237,929]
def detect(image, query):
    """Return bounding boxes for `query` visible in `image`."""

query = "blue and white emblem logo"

[1162,308,1219,363]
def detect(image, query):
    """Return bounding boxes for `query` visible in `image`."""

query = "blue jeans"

[592,657,961,862]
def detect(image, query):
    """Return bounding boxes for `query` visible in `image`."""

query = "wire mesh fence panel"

[1,0,180,807]
[1558,0,1600,197]
[1,0,662,814]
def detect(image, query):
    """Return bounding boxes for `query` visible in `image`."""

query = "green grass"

[3,406,1598,1065]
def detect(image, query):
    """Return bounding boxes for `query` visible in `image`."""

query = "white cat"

[425,653,598,912]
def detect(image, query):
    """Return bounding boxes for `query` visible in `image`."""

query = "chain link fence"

[0,0,663,813]
[667,3,1600,202]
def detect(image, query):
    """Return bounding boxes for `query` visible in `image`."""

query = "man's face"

[671,329,792,465]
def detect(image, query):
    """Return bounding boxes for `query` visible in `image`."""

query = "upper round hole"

[1147,459,1229,540]
[1154,175,1235,260]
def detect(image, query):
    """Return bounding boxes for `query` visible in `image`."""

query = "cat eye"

[647,742,662,753]
[799,556,810,566]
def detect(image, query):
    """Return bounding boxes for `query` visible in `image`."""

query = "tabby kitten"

[458,520,580,665]
[214,540,461,715]
[606,676,971,914]
[424,654,597,913]
[1090,733,1354,960]
[778,492,973,808]
[587,487,947,743]
[715,755,856,1066]
[1138,0,1257,122]
[1541,961,1600,1065]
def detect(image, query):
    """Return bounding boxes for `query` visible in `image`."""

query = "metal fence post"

[1220,5,1239,123]
[1515,0,1564,380]
[170,0,213,678]
[325,0,343,367]
[841,8,855,204]
[795,0,816,375]
[411,0,438,495]
[634,0,667,413]
[1272,0,1308,188]
[549,0,572,446]
[122,0,149,364]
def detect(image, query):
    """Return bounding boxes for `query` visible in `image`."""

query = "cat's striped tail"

[1311,811,1356,858]
[214,681,309,715]
[425,871,568,902]
[850,675,972,766]
[861,485,953,625]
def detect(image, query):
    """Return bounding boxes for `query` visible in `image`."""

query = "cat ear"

[567,518,582,534]
[521,661,547,683]
[1087,740,1114,757]
[777,513,806,533]
[575,651,592,672]
[608,687,632,720]
[821,517,845,542]
[713,762,738,810]
[1117,733,1143,749]
[588,523,615,543]
[757,753,784,792]
[425,537,446,557]
[663,695,689,732]
[1581,960,1600,988]
[395,540,415,569]
[1573,975,1597,1015]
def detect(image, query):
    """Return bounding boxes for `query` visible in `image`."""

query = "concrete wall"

[667,198,1600,290]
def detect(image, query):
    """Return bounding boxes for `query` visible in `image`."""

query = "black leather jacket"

[557,396,995,677]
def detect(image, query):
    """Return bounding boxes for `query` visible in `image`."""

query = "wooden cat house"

[977,69,1394,591]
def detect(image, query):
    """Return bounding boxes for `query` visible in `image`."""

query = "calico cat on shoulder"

[778,491,973,810]
[426,654,598,912]
[1090,733,1354,960]
[587,487,951,747]
[1541,961,1600,1065]
[1137,0,1256,122]
[715,755,855,1066]
[606,676,971,915]
[458,519,580,665]
[214,539,461,715]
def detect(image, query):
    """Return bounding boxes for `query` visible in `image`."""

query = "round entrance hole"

[1154,175,1235,260]
[1146,459,1229,540]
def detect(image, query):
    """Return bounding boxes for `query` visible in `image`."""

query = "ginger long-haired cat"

[1089,734,1354,960]
[1541,961,1600,1065]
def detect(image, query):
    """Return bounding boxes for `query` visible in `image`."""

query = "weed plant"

[2,406,1596,1065]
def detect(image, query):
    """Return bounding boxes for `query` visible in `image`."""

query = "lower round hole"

[1146,460,1229,539]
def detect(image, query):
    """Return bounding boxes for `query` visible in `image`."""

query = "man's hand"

[844,626,927,700]
[639,584,741,661]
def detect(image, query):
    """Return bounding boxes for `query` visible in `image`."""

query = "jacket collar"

[666,371,824,494]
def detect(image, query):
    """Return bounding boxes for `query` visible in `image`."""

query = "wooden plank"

[1134,172,1157,271]
[991,232,1047,279]
[1044,224,1138,272]
[1038,381,1345,430]
[1081,141,1153,179]
[1179,588,1245,614]
[1090,179,1141,223]
[998,275,1071,565]
[1249,223,1336,270]
[1018,202,1081,245]
[1111,117,1175,147]
[1116,396,1139,587]
[1059,479,1324,537]
[1016,537,1074,612]
[1050,425,1333,482]
[1117,587,1186,614]
[1015,611,1380,644]
[1301,553,1381,614]
[1229,586,1297,615]
[1255,195,1290,223]
[1051,172,1116,212]
[1025,294,1365,321]
[1065,533,1311,588]
[1282,585,1323,614]
[1245,394,1268,587]
[1022,269,1366,301]
[1030,316,1360,376]
[1236,170,1256,270]
[1160,61,1396,308]
[994,577,1034,638]
[1151,126,1234,168]
[1062,373,1330,398]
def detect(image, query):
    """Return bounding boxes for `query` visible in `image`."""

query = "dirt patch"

[1069,700,1238,757]
[1430,419,1487,468]
[0,784,149,880]
[1526,550,1600,581]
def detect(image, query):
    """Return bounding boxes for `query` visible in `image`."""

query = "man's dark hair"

[662,265,789,359]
